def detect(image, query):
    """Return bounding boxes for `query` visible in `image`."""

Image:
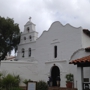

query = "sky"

[0,0,90,55]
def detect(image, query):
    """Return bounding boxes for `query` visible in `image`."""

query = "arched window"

[29,36,32,41]
[54,46,57,58]
[27,27,29,32]
[22,48,25,57]
[29,48,31,57]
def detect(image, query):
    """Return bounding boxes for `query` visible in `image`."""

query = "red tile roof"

[83,29,90,37]
[69,55,90,64]
[85,47,90,52]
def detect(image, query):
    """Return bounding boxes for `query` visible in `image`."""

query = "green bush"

[65,73,74,82]
[36,81,48,90]
[23,79,31,85]
[0,73,21,90]
[0,73,3,90]
[9,87,23,90]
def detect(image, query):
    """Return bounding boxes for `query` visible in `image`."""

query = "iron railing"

[83,83,90,90]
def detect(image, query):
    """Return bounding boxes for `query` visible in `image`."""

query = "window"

[29,36,32,41]
[54,46,57,58]
[24,37,26,40]
[22,48,25,57]
[27,27,29,32]
[84,78,89,82]
[29,48,31,57]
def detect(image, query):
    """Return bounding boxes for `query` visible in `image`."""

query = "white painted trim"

[22,31,38,35]
[69,48,85,61]
[45,60,66,64]
[19,41,36,46]
[51,41,60,44]
[1,61,38,64]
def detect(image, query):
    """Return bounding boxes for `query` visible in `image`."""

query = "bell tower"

[24,17,35,33]
[17,17,38,60]
[20,17,38,44]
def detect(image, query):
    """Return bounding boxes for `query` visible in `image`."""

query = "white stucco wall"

[17,42,36,60]
[36,22,82,61]
[1,61,38,86]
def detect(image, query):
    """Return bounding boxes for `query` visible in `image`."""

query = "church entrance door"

[51,65,60,86]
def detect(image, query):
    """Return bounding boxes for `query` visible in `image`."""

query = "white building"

[1,18,90,88]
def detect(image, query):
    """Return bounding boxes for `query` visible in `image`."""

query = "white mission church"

[1,18,90,88]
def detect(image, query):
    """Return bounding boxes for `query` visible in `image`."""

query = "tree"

[0,16,20,60]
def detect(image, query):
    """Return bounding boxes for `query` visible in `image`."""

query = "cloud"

[0,0,90,36]
[43,0,90,28]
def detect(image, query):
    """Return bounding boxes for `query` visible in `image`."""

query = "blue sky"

[0,0,90,55]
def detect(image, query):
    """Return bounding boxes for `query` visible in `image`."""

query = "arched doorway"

[51,65,60,86]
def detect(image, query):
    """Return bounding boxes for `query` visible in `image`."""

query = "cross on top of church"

[29,17,32,22]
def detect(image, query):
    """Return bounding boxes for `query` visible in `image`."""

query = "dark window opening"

[54,46,57,58]
[84,78,89,82]
[29,48,31,57]
[27,27,29,32]
[22,48,25,57]
[24,37,26,40]
[29,36,32,41]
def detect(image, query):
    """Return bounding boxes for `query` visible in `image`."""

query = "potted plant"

[65,73,74,88]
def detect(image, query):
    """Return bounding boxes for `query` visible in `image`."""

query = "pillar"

[77,67,83,90]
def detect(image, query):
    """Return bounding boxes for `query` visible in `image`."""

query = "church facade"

[1,18,90,87]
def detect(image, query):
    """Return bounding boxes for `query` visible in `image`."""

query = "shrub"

[65,73,74,82]
[23,79,31,85]
[0,73,21,90]
[10,87,23,90]
[36,81,48,90]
